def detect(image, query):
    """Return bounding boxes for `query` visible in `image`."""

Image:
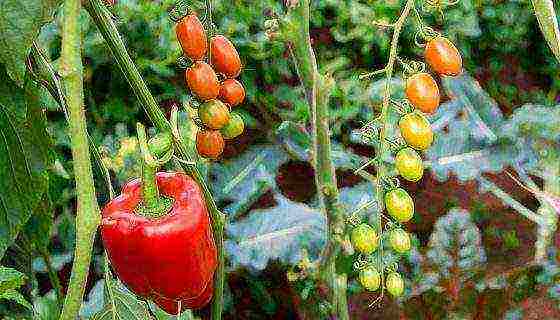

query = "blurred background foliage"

[2,0,560,319]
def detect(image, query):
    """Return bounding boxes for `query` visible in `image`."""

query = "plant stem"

[84,1,225,318]
[59,0,101,318]
[534,160,560,263]
[281,0,346,317]
[41,249,63,305]
[373,0,414,293]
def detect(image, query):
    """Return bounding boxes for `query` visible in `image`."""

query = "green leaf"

[0,73,52,259]
[92,265,153,320]
[0,289,32,310]
[22,196,53,252]
[531,0,560,63]
[0,266,26,292]
[0,0,61,85]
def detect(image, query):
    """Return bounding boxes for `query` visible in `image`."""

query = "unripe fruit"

[385,188,414,223]
[210,35,242,78]
[350,223,379,255]
[405,73,440,114]
[399,112,434,151]
[186,62,220,101]
[199,100,230,130]
[386,272,405,297]
[389,229,411,253]
[425,36,463,76]
[221,112,245,139]
[359,266,381,291]
[196,130,224,159]
[395,147,423,182]
[175,14,207,61]
[219,79,245,107]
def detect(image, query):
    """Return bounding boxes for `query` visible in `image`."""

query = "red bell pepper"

[101,171,217,314]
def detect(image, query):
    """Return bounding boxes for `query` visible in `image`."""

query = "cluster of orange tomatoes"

[352,35,463,298]
[175,14,246,159]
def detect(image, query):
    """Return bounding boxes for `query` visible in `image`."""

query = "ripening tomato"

[405,73,440,114]
[199,100,230,130]
[221,112,245,139]
[424,36,463,76]
[385,188,414,223]
[359,266,381,291]
[386,272,404,297]
[210,35,242,78]
[175,14,207,61]
[186,62,220,101]
[350,223,379,255]
[196,130,224,159]
[395,147,423,182]
[389,229,411,253]
[399,112,434,151]
[219,79,245,107]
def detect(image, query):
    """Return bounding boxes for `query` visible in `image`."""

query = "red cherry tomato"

[219,79,245,107]
[175,14,207,61]
[196,130,225,159]
[405,72,440,114]
[186,62,220,101]
[424,36,463,76]
[210,35,242,78]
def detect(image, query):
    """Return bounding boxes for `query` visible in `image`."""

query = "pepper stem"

[136,123,174,217]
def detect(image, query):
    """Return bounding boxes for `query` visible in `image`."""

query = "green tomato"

[350,223,379,254]
[395,147,423,182]
[399,112,433,151]
[220,112,245,139]
[389,229,411,253]
[359,266,381,291]
[385,188,414,223]
[386,272,404,297]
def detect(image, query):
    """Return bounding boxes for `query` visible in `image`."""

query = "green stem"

[281,1,346,317]
[142,163,160,210]
[59,0,101,318]
[84,1,225,318]
[41,249,63,305]
[374,0,414,293]
[534,160,560,263]
[335,273,350,320]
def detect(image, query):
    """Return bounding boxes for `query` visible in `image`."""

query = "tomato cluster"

[176,14,246,159]
[352,34,463,298]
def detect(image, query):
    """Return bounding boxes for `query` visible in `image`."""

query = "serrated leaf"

[531,0,560,63]
[0,74,51,259]
[91,270,152,320]
[426,208,486,280]
[0,0,61,85]
[0,289,32,310]
[225,193,326,271]
[0,266,26,292]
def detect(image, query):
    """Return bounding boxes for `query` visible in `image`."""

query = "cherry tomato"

[399,112,433,151]
[196,130,224,159]
[359,266,381,291]
[175,14,207,61]
[385,188,414,223]
[186,62,220,101]
[389,229,411,253]
[199,100,230,130]
[219,79,245,107]
[386,272,404,297]
[210,35,242,78]
[424,36,463,76]
[395,147,423,182]
[350,223,379,255]
[405,73,440,114]
[221,112,245,139]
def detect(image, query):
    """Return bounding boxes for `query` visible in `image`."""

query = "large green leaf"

[0,0,61,85]
[531,0,560,63]
[0,266,31,310]
[0,72,51,259]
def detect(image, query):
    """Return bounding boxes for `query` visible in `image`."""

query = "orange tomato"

[405,73,440,114]
[424,36,463,76]
[210,35,242,78]
[175,14,207,61]
[219,79,245,107]
[196,130,225,159]
[186,62,220,101]
[198,100,230,130]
